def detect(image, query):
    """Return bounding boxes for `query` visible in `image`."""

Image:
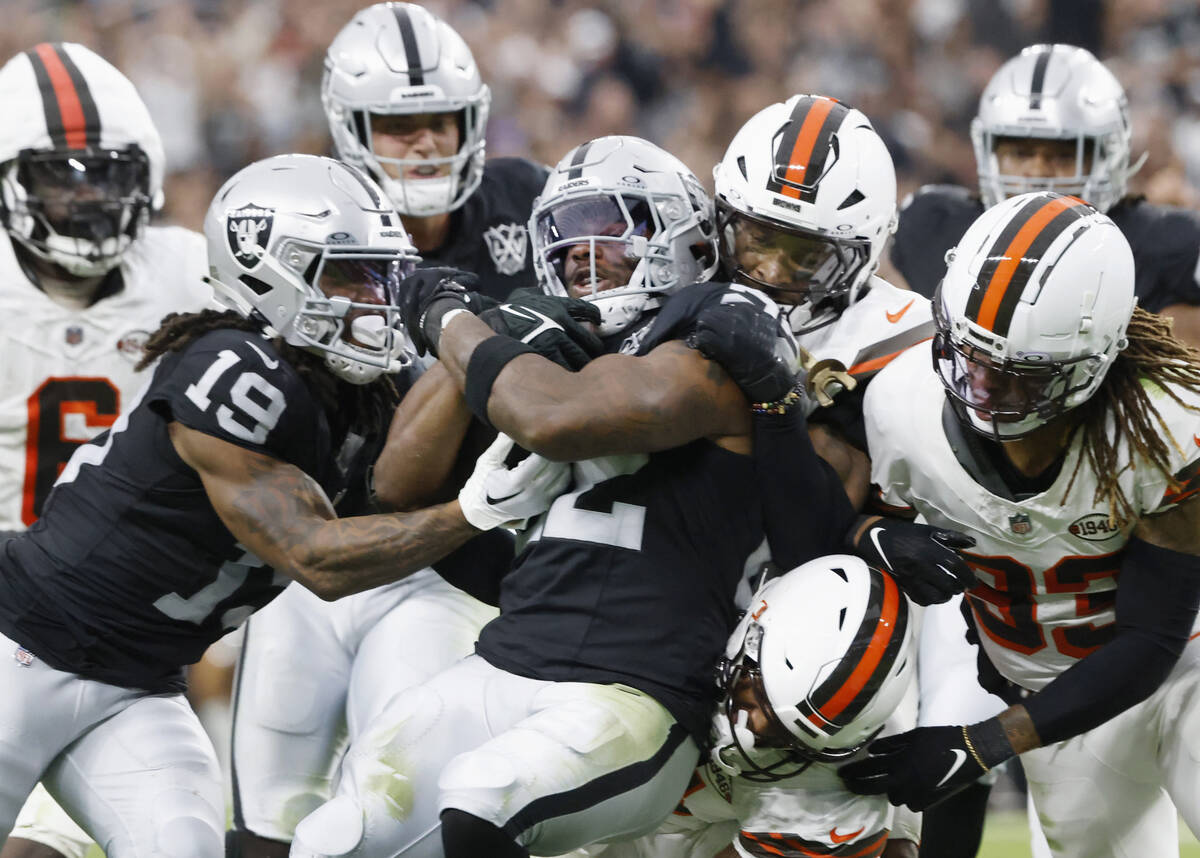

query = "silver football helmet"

[972,44,1141,213]
[713,94,897,335]
[203,154,419,384]
[532,136,719,335]
[0,42,164,278]
[934,191,1136,439]
[323,3,490,217]
[712,555,915,781]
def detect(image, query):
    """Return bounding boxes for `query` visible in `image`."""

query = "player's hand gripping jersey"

[0,328,354,692]
[864,346,1200,690]
[0,226,211,529]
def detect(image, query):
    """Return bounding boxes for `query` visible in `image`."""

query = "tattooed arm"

[169,422,478,600]
[436,313,752,460]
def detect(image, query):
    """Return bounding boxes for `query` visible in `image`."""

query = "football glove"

[459,433,570,531]
[479,289,603,370]
[686,292,800,405]
[398,267,496,357]
[839,720,1015,811]
[848,516,976,606]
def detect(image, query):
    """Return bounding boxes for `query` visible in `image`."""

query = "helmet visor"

[536,194,658,298]
[722,207,869,313]
[933,331,1085,428]
[315,255,411,306]
[16,146,150,241]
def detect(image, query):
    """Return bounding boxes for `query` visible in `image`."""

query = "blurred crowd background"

[10,0,1200,233]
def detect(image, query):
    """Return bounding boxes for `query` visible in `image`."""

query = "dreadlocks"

[1064,307,1200,524]
[137,309,400,440]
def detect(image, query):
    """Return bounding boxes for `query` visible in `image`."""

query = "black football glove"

[479,289,603,370]
[398,267,495,357]
[685,296,800,405]
[839,721,1014,811]
[848,516,977,606]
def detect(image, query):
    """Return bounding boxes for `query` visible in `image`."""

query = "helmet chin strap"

[710,708,758,777]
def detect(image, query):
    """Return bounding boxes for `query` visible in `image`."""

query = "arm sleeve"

[430,528,515,607]
[1023,537,1200,745]
[753,408,857,571]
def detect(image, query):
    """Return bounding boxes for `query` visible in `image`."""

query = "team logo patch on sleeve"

[483,222,529,276]
[227,204,275,270]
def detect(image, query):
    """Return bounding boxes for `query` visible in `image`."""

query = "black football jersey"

[0,329,352,692]
[476,282,815,743]
[417,157,549,301]
[891,186,1200,314]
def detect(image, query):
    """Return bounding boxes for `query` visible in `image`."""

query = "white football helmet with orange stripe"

[713,94,897,335]
[973,44,1140,213]
[0,42,164,278]
[712,554,915,781]
[935,191,1136,439]
[323,3,490,217]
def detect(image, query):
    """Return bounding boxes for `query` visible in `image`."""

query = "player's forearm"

[434,314,594,457]
[284,501,479,600]
[373,363,474,510]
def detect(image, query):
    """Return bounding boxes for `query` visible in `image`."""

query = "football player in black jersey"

[288,135,861,858]
[0,154,563,854]
[889,44,1200,858]
[323,2,547,300]
[892,44,1200,348]
[227,8,553,857]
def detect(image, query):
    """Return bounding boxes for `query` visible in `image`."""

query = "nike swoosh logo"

[246,341,280,370]
[830,826,865,844]
[1194,434,1200,447]
[936,748,968,788]
[886,299,915,324]
[485,488,522,505]
[868,527,890,571]
[500,305,559,343]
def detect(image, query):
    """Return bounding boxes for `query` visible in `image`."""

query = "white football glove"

[459,433,570,531]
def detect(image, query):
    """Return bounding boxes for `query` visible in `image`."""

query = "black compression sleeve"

[753,409,856,571]
[429,528,515,607]
[1023,537,1200,745]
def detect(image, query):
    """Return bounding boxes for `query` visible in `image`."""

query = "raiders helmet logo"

[482,222,528,276]
[227,204,275,270]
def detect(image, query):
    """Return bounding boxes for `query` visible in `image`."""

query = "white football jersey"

[0,226,212,529]
[796,276,933,403]
[623,758,894,858]
[865,347,1200,690]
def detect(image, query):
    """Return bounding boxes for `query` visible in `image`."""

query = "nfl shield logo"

[227,203,275,269]
[65,325,83,345]
[482,222,529,276]
[1009,513,1032,535]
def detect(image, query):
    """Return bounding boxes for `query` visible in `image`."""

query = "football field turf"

[979,810,1200,858]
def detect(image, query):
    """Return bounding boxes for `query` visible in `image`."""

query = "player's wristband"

[751,381,805,415]
[464,336,538,428]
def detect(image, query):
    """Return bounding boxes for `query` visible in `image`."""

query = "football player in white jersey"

[840,191,1200,858]
[0,41,211,858]
[592,555,919,858]
[713,94,933,418]
[710,94,985,856]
